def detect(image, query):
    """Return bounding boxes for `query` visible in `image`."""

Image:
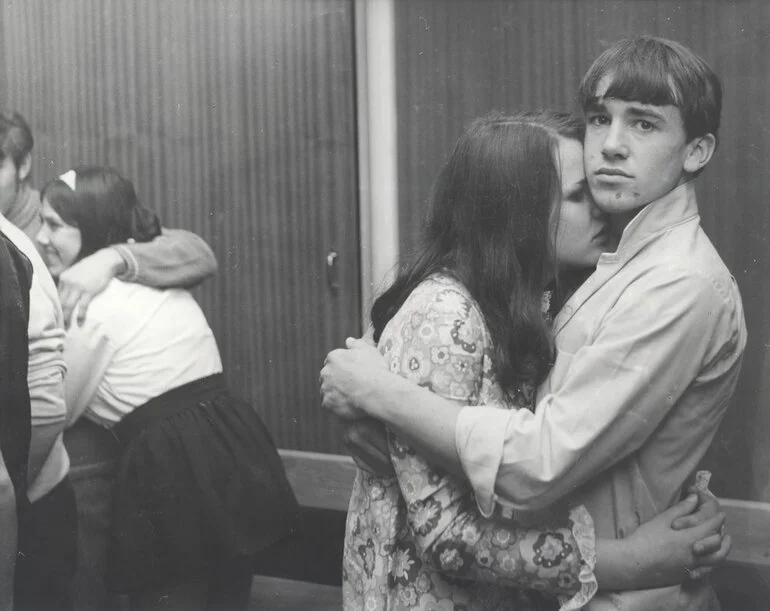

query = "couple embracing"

[321,36,745,611]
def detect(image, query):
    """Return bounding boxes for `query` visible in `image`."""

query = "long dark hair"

[372,111,584,398]
[40,166,161,260]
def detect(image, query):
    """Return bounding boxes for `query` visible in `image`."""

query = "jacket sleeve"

[456,270,742,512]
[113,227,218,288]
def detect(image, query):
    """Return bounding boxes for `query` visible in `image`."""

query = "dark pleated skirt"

[106,374,300,593]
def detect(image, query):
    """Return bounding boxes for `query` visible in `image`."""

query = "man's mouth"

[595,168,633,179]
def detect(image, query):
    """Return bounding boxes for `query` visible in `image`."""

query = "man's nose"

[601,122,629,159]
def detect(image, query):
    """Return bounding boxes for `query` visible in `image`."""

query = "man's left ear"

[17,153,32,182]
[683,134,716,174]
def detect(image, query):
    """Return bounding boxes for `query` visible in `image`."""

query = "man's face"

[0,156,21,215]
[583,76,692,215]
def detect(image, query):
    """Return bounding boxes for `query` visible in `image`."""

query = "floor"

[247,576,342,611]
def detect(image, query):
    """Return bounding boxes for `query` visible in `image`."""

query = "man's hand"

[319,337,386,421]
[57,248,126,326]
[343,419,395,477]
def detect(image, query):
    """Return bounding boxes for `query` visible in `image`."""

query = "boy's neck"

[609,208,641,238]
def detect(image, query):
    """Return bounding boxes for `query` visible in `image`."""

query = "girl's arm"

[595,490,729,589]
[58,228,217,326]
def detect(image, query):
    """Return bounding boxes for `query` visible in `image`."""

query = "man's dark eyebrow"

[625,105,667,122]
[584,98,669,123]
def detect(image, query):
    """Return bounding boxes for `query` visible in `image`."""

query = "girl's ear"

[17,153,31,182]
[683,133,716,174]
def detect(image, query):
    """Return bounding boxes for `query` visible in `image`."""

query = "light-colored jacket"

[455,182,746,610]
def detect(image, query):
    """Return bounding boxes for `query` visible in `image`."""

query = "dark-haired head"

[578,36,722,144]
[0,111,34,215]
[40,166,161,261]
[0,111,33,171]
[372,111,585,398]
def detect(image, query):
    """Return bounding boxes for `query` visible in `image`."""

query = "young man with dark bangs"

[320,36,746,609]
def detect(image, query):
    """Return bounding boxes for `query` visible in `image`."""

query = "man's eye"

[637,120,655,131]
[588,115,609,126]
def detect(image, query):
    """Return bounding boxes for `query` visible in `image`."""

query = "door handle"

[326,249,339,293]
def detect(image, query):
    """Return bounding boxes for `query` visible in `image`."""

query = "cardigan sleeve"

[113,227,218,288]
[63,313,116,426]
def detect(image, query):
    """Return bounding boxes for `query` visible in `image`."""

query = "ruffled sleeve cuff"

[454,405,512,518]
[557,504,598,611]
[111,244,139,282]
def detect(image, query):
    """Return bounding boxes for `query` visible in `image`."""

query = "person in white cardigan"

[37,166,298,611]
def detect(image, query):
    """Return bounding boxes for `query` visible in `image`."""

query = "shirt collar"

[609,181,699,258]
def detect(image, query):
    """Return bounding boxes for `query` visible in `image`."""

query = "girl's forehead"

[41,198,62,219]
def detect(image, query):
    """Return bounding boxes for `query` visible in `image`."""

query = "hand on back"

[57,248,125,327]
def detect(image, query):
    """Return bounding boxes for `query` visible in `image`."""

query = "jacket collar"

[552,181,700,336]
[602,181,699,263]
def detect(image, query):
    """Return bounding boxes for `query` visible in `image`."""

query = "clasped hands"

[320,336,394,476]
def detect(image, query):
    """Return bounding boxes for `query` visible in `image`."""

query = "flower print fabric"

[342,274,597,611]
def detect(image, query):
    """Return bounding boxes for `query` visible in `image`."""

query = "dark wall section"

[0,0,361,454]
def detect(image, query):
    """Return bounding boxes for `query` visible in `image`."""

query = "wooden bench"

[272,450,770,610]
[66,423,770,610]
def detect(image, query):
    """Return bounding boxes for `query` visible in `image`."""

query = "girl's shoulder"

[85,279,163,319]
[81,280,187,341]
[405,272,475,311]
[387,272,489,348]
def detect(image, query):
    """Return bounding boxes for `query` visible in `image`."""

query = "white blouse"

[64,279,222,427]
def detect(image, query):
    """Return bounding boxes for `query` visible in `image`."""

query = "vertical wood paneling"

[0,0,359,453]
[395,0,770,501]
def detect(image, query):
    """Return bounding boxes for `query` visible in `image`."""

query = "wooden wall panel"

[0,0,360,453]
[394,0,770,500]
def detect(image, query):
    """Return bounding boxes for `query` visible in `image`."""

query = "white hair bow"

[59,169,76,191]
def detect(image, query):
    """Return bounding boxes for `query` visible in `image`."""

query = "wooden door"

[0,0,360,453]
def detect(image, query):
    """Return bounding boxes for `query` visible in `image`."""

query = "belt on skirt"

[113,373,226,445]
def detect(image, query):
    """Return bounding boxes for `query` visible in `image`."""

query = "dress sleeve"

[384,281,597,608]
[113,227,218,288]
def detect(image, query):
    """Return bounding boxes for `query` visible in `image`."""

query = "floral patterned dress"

[342,274,597,611]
